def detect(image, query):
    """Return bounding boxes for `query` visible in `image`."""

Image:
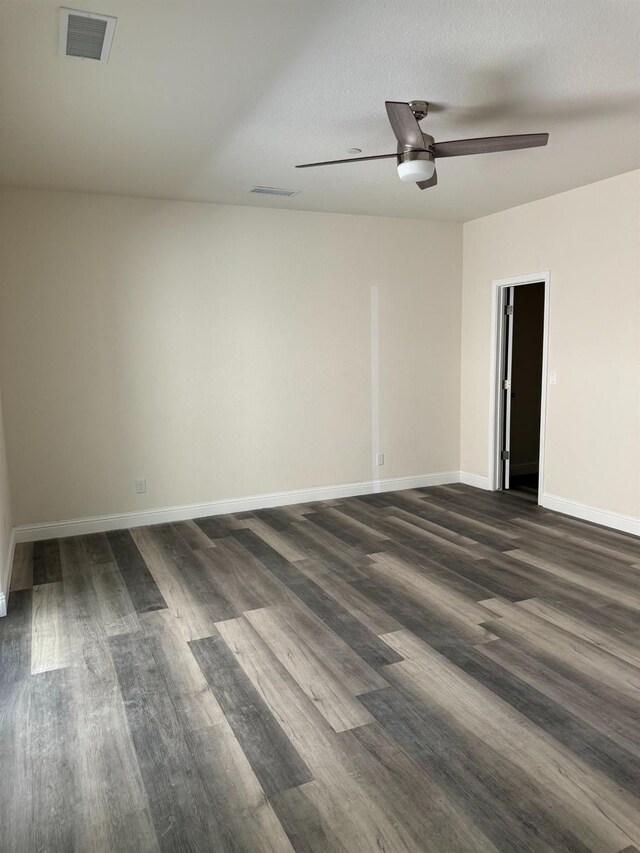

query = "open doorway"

[490,272,549,502]
[501,282,545,494]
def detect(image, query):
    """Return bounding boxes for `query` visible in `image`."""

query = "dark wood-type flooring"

[2,484,640,852]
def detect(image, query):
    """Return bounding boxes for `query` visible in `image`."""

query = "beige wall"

[0,382,13,604]
[461,170,640,518]
[0,188,462,526]
[2,172,636,533]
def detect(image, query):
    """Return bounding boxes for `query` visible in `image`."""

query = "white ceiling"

[1,0,638,221]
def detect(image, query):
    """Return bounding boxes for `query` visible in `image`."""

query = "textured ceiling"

[0,0,639,221]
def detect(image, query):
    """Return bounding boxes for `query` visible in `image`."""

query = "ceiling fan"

[296,101,549,189]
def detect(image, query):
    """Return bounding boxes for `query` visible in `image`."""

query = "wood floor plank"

[480,597,640,698]
[194,513,244,539]
[506,547,640,611]
[140,608,227,730]
[242,516,306,561]
[186,721,295,853]
[0,588,32,683]
[387,504,494,549]
[271,770,436,853]
[137,610,293,851]
[195,537,285,613]
[352,572,493,656]
[475,548,617,610]
[349,722,500,852]
[215,616,430,853]
[32,539,62,585]
[392,500,519,550]
[382,512,489,561]
[359,682,593,852]
[109,631,223,851]
[269,781,352,853]
[106,529,168,613]
[31,581,68,674]
[58,537,160,852]
[130,526,226,640]
[382,628,640,850]
[82,532,117,565]
[305,509,388,555]
[548,514,640,558]
[512,516,640,567]
[508,530,640,592]
[171,519,218,551]
[90,560,140,636]
[189,629,312,796]
[9,542,33,591]
[444,643,640,798]
[249,506,296,531]
[232,527,402,667]
[294,556,401,635]
[149,523,238,615]
[245,605,374,732]
[380,539,504,602]
[274,594,390,696]
[266,519,371,582]
[369,551,498,643]
[590,601,640,635]
[0,669,76,852]
[327,505,390,541]
[516,597,640,667]
[477,634,640,760]
[384,536,525,602]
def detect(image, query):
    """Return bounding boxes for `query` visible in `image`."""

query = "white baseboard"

[0,529,16,617]
[540,493,640,537]
[459,471,492,490]
[14,471,461,544]
[3,476,636,615]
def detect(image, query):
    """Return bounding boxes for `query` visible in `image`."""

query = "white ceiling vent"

[249,186,301,198]
[59,8,117,63]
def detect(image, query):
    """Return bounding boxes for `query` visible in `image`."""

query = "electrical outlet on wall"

[135,479,147,494]
[549,371,558,385]
[376,453,385,466]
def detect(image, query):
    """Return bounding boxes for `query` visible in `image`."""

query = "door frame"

[488,271,550,501]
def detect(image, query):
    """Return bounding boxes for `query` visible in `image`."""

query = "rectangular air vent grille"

[67,15,107,59]
[249,186,301,198]
[59,8,117,63]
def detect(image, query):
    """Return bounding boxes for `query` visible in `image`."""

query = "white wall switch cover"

[135,479,147,494]
[376,453,384,466]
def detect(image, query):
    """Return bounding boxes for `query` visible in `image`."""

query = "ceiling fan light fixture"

[397,157,435,183]
[295,100,548,193]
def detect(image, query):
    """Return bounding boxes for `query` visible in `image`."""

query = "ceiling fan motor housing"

[408,100,429,121]
[397,134,435,182]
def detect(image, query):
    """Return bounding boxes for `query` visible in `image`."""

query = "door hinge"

[501,450,510,461]
[502,379,511,390]
[505,304,513,315]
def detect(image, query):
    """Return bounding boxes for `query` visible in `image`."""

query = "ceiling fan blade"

[385,102,426,150]
[433,133,549,158]
[296,153,397,169]
[417,170,437,190]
